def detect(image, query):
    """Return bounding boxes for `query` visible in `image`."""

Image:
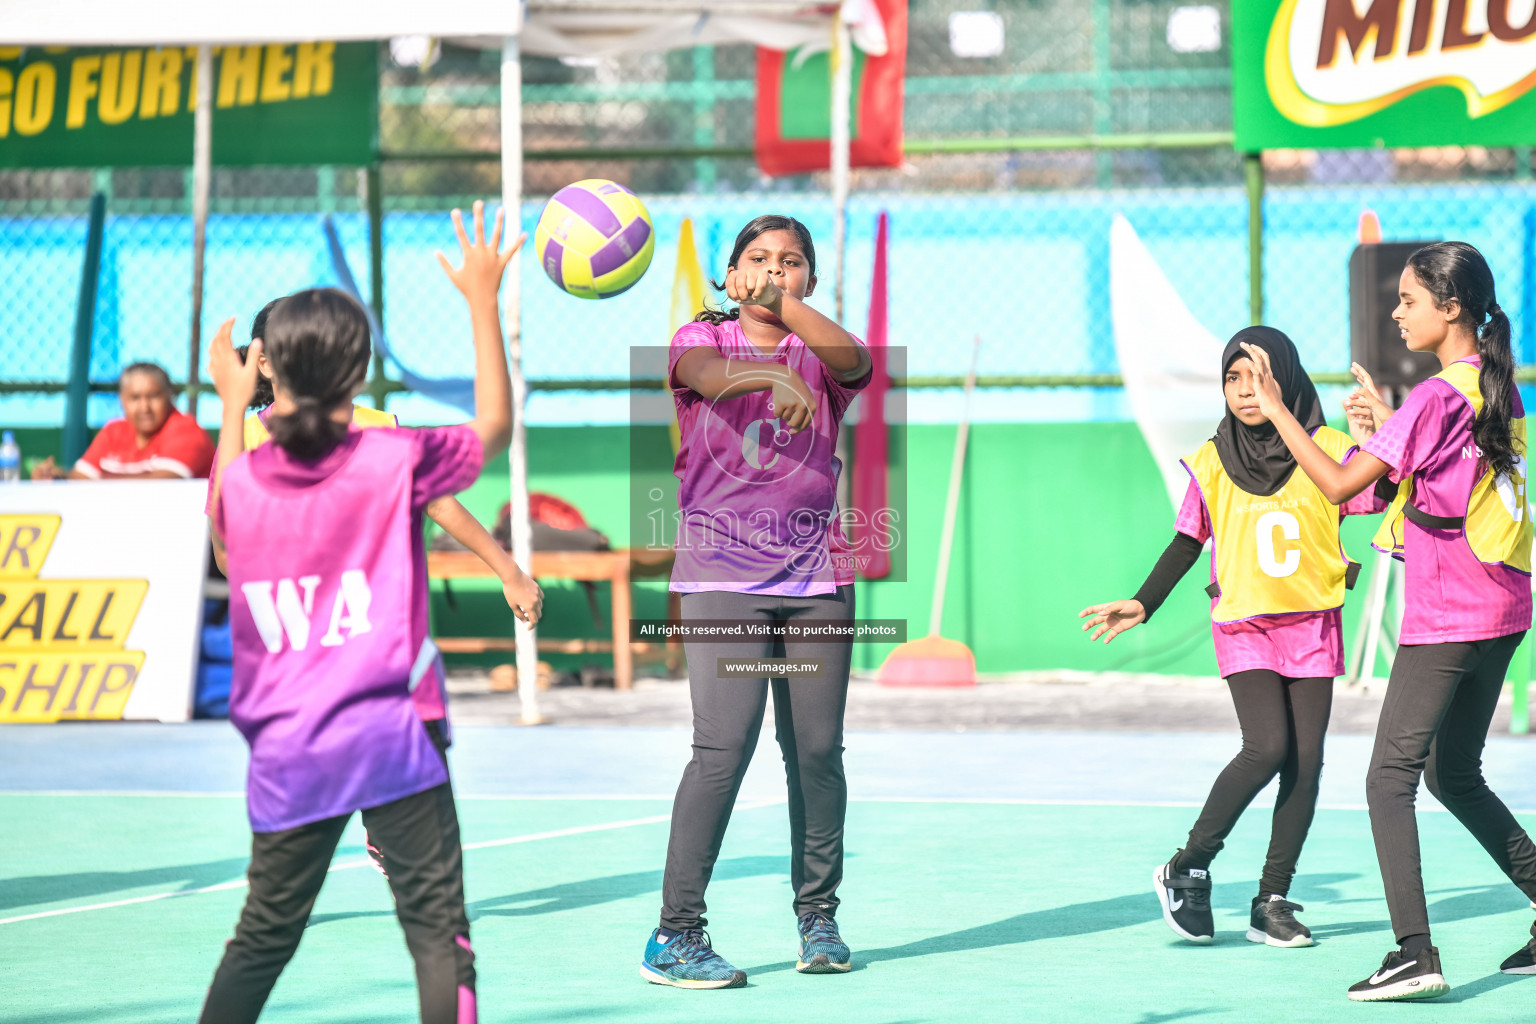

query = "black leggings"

[199,782,475,1024]
[660,585,854,931]
[1180,671,1333,897]
[1366,633,1536,942]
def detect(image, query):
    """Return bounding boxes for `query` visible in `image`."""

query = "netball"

[534,179,655,299]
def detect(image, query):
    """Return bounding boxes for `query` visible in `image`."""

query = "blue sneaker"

[640,928,746,989]
[796,912,851,973]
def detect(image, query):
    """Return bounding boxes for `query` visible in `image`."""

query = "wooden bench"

[427,548,680,690]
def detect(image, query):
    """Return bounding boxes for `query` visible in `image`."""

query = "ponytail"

[1476,303,1519,477]
[266,396,349,460]
[260,289,372,460]
[1406,241,1520,476]
[694,213,816,326]
[267,399,347,459]
[693,301,741,326]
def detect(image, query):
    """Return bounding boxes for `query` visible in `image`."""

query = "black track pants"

[199,782,475,1024]
[660,585,854,930]
[1366,633,1536,942]
[1181,670,1333,897]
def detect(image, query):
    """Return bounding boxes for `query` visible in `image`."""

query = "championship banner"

[0,481,209,723]
[754,0,907,176]
[0,42,376,167]
[1233,1,1536,149]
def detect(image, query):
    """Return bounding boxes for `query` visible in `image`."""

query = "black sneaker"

[1153,855,1213,944]
[1246,894,1313,948]
[1500,903,1536,974]
[1347,947,1450,1002]
[1501,940,1536,974]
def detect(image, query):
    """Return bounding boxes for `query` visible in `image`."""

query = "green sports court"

[6,720,1536,1023]
[7,2,1536,1022]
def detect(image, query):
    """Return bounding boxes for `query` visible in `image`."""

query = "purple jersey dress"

[216,426,481,832]
[1363,356,1532,644]
[667,319,870,596]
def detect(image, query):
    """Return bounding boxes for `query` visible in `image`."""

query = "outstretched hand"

[436,201,524,305]
[1078,600,1147,644]
[1344,362,1392,443]
[502,573,544,627]
[209,318,260,412]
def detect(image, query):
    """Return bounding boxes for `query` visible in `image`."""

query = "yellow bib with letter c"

[1182,426,1357,624]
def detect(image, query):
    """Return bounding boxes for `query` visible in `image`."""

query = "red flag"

[853,211,891,579]
[754,0,907,177]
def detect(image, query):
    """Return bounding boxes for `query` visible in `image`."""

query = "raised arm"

[725,270,871,382]
[206,319,259,574]
[1241,342,1391,505]
[436,201,521,460]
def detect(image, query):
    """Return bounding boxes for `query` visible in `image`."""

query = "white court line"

[852,796,1536,815]
[0,880,253,927]
[464,798,782,853]
[12,791,1535,816]
[0,798,783,928]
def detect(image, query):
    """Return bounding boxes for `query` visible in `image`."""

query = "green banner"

[0,43,376,168]
[1233,1,1536,150]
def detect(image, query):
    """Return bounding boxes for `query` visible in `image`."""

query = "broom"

[877,336,979,687]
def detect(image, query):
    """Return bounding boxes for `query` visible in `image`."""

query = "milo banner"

[1233,1,1536,149]
[0,42,376,167]
[0,481,209,723]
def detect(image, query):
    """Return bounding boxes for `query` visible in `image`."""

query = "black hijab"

[1213,326,1325,496]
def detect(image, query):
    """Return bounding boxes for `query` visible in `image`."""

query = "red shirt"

[76,408,216,479]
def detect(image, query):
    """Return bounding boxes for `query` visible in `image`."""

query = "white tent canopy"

[1,0,878,723]
[0,0,885,52]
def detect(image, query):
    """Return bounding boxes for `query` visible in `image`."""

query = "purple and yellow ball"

[534,179,655,300]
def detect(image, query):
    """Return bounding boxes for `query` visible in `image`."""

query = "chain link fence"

[3,0,1535,429]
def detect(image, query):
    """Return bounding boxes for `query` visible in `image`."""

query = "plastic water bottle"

[0,432,18,483]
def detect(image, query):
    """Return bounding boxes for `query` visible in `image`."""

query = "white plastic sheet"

[1109,214,1225,512]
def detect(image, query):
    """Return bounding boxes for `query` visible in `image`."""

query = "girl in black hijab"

[1079,326,1384,949]
[1213,326,1327,495]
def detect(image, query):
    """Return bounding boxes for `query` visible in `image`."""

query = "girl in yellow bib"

[1080,327,1382,948]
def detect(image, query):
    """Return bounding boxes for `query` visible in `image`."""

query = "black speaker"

[1349,241,1441,395]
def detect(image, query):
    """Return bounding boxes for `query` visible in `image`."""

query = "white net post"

[501,33,541,724]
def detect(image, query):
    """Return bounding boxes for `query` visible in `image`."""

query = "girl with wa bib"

[1081,327,1383,949]
[1243,242,1536,1003]
[199,203,518,1023]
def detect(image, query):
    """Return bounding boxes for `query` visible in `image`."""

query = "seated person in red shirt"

[32,362,216,480]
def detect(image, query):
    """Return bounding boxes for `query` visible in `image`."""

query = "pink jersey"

[1174,448,1384,678]
[207,419,469,723]
[1363,356,1532,644]
[215,425,481,832]
[668,319,870,596]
